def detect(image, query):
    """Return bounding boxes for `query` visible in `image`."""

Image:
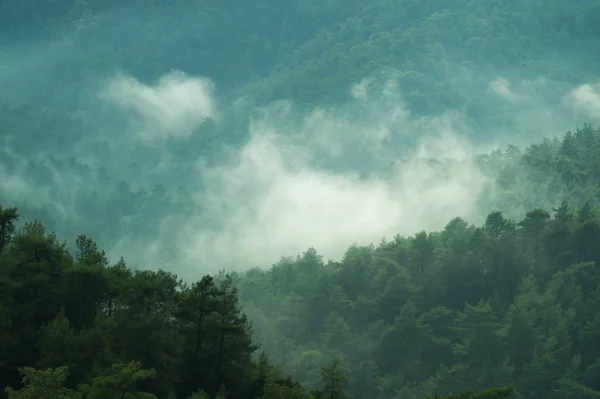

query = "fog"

[570,83,600,121]
[2,13,600,278]
[77,70,595,278]
[100,72,217,140]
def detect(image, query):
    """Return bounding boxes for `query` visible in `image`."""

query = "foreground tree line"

[0,204,301,399]
[0,205,513,398]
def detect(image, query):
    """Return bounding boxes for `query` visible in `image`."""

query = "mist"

[570,83,600,121]
[2,6,600,279]
[74,69,594,278]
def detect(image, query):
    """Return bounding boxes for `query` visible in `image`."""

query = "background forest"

[2,0,600,398]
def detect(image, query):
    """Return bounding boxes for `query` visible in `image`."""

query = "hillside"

[0,205,524,399]
[2,0,600,156]
[3,162,600,398]
[235,200,600,398]
[3,126,600,398]
[2,0,600,263]
[3,0,600,109]
[3,0,600,397]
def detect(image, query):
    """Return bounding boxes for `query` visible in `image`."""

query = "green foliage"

[235,184,600,398]
[0,206,18,254]
[0,219,290,399]
[77,361,158,399]
[0,201,534,399]
[5,366,78,399]
[3,0,600,111]
[4,127,600,399]
[318,358,351,399]
[186,390,211,399]
[420,386,514,398]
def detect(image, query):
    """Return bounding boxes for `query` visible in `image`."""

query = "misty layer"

[2,64,600,278]
[100,71,217,139]
[90,71,599,276]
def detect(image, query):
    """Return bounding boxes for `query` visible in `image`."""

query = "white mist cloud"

[100,70,216,139]
[473,74,581,147]
[490,77,520,102]
[0,165,34,200]
[94,71,599,277]
[181,123,488,272]
[569,83,600,120]
[159,81,493,273]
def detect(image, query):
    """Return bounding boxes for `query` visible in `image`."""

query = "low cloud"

[100,70,216,139]
[181,125,488,272]
[489,77,520,102]
[0,165,35,200]
[96,71,600,276]
[5,69,597,278]
[155,78,494,273]
[569,83,600,120]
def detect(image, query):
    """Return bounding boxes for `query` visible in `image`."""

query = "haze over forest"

[2,0,600,398]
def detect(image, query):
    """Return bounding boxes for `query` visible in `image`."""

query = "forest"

[3,0,600,398]
[3,126,600,398]
[0,204,524,399]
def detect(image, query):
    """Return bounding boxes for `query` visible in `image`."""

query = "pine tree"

[320,358,351,399]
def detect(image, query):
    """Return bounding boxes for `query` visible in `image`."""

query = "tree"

[319,358,351,399]
[77,361,158,399]
[212,275,258,395]
[4,366,78,399]
[518,208,550,270]
[74,235,108,268]
[0,206,18,254]
[425,386,514,398]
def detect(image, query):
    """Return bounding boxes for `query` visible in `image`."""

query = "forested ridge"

[2,0,600,109]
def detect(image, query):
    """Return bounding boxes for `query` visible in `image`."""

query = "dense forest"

[3,0,600,397]
[4,126,600,398]
[2,0,600,110]
[0,205,521,399]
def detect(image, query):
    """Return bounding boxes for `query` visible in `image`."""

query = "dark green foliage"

[0,200,542,399]
[4,0,598,109]
[237,195,600,398]
[425,386,514,399]
[0,207,18,254]
[0,218,301,399]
